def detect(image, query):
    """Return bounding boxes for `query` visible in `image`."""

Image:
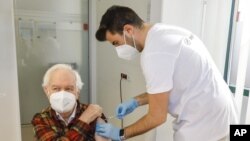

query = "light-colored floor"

[21,124,34,141]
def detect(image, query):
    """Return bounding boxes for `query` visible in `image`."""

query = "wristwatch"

[120,129,126,140]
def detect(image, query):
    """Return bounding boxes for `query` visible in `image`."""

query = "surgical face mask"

[49,91,76,113]
[115,31,139,60]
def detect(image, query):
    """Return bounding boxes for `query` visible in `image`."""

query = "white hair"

[42,64,84,90]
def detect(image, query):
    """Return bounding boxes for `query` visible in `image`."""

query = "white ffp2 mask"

[115,32,139,60]
[49,91,76,113]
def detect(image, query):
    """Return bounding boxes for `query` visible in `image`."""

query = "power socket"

[121,73,128,80]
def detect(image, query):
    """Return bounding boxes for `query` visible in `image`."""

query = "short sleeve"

[141,52,176,94]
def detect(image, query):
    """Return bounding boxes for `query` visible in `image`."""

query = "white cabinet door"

[0,0,22,140]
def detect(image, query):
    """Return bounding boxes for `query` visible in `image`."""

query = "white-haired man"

[32,64,109,141]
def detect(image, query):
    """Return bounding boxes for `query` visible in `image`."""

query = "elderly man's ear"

[43,87,50,98]
[77,91,80,99]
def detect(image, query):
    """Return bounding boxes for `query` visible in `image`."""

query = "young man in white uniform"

[95,5,238,141]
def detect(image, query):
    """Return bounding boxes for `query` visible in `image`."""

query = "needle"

[106,115,115,119]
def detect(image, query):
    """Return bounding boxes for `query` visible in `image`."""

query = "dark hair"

[96,5,144,41]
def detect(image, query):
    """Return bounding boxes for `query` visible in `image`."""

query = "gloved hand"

[95,123,121,141]
[116,98,139,119]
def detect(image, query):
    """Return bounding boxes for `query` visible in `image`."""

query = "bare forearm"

[124,112,164,138]
[124,93,168,139]
[134,93,149,106]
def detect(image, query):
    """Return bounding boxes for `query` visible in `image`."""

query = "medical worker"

[95,5,238,141]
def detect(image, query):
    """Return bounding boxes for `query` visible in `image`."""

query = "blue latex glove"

[95,123,121,141]
[116,98,139,119]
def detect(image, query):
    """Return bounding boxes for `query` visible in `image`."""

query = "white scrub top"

[141,23,238,141]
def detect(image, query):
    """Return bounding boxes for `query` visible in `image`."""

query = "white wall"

[202,0,232,74]
[161,0,232,74]
[0,0,22,140]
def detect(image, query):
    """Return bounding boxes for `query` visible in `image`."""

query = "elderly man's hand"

[79,104,103,124]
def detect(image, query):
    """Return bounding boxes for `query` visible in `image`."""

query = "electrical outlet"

[121,73,128,80]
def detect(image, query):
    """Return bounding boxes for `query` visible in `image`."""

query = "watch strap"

[120,129,126,140]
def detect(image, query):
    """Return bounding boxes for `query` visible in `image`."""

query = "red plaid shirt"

[32,101,106,141]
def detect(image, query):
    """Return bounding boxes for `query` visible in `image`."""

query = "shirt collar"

[56,102,78,125]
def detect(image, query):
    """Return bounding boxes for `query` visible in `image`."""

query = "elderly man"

[32,64,108,141]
